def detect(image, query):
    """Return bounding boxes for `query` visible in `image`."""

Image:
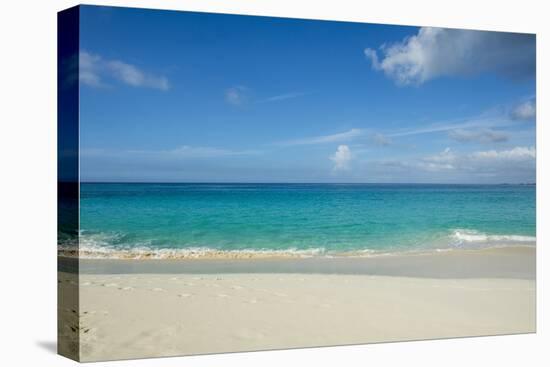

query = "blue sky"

[78,5,536,183]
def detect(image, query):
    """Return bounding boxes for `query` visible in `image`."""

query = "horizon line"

[73,181,536,185]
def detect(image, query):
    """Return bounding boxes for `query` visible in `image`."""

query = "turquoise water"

[76,183,536,258]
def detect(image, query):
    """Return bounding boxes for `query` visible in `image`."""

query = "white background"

[0,0,547,365]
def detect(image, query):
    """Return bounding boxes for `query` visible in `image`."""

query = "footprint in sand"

[76,310,96,316]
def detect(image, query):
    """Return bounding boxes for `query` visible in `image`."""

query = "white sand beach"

[58,247,536,361]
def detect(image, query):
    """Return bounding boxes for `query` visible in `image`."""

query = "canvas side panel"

[57,5,80,362]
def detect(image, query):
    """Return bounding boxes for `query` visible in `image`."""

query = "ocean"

[73,183,536,258]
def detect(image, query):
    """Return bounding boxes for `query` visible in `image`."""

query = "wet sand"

[61,246,535,279]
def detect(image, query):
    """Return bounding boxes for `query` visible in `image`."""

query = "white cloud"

[278,128,363,146]
[469,146,535,161]
[227,89,307,105]
[79,51,170,90]
[366,146,535,183]
[83,145,260,159]
[106,60,169,90]
[365,27,535,85]
[370,133,392,146]
[79,51,102,87]
[388,116,496,137]
[166,146,258,158]
[424,147,455,163]
[130,145,259,158]
[387,108,525,138]
[419,147,457,170]
[260,92,308,103]
[330,145,353,171]
[225,86,248,105]
[510,99,536,121]
[448,128,509,143]
[417,146,535,173]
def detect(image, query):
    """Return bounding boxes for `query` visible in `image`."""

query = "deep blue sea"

[76,183,536,258]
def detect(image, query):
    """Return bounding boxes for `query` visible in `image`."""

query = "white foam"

[59,242,328,260]
[57,229,536,260]
[451,229,535,244]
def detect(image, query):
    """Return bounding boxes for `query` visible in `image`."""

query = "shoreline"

[58,240,536,261]
[59,246,535,279]
[58,245,537,260]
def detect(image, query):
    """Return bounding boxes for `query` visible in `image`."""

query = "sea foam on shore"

[59,228,535,260]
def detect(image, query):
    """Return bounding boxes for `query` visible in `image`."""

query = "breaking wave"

[57,229,535,260]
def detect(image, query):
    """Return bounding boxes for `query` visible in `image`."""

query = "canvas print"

[58,5,536,362]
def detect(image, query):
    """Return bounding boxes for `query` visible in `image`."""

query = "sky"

[78,5,536,183]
